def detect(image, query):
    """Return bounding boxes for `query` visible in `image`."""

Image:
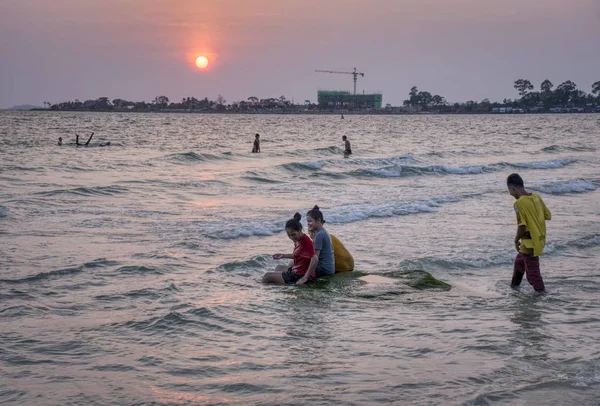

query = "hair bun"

[293,212,301,221]
[313,205,320,211]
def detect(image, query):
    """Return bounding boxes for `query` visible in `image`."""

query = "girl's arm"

[297,252,319,285]
[273,253,293,260]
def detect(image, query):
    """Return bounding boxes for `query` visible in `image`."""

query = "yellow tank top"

[330,234,354,272]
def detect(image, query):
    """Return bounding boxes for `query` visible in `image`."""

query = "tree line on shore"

[44,95,297,113]
[43,79,600,113]
[403,80,600,113]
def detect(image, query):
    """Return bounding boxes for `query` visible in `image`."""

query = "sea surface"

[1,111,599,405]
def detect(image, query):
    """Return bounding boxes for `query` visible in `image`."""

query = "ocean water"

[1,111,599,405]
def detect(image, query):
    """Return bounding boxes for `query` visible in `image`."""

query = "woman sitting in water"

[296,205,336,284]
[262,213,317,285]
[309,228,354,272]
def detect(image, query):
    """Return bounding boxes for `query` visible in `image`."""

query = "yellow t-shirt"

[330,234,354,272]
[514,193,551,257]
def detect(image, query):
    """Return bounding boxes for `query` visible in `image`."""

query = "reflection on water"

[509,297,550,361]
[1,112,600,404]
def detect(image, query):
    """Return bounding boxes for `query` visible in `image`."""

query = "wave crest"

[534,179,596,195]
[164,152,229,163]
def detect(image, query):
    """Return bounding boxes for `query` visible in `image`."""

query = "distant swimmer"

[57,137,63,146]
[262,213,316,285]
[341,114,345,119]
[252,133,261,153]
[342,135,352,156]
[76,133,94,147]
[507,173,551,293]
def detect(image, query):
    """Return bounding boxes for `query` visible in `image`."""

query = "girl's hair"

[306,205,325,224]
[285,212,303,232]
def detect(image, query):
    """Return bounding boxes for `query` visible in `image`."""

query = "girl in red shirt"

[262,213,317,285]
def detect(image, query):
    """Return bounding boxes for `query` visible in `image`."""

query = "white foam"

[326,195,463,224]
[571,370,600,388]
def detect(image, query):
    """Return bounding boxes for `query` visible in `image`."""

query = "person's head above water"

[507,173,525,199]
[285,212,304,242]
[58,137,62,145]
[306,205,325,232]
[342,136,347,141]
[255,133,260,139]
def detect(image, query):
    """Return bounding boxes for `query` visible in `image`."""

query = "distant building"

[317,90,383,110]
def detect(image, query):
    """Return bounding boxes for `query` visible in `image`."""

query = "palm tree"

[592,81,600,96]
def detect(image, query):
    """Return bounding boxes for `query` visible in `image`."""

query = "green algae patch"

[382,270,451,291]
[296,269,450,294]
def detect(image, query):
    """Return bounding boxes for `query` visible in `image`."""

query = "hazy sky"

[1,0,599,108]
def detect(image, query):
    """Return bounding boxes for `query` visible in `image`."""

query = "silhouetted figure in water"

[342,135,352,156]
[341,114,345,119]
[58,137,63,146]
[76,133,94,146]
[252,133,261,153]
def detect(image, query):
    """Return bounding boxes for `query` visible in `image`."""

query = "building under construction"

[317,90,383,110]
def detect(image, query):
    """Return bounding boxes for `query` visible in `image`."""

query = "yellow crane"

[315,67,365,95]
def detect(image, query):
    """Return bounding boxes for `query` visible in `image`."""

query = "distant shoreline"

[3,108,598,116]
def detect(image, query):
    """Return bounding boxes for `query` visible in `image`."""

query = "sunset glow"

[0,0,598,107]
[195,56,209,69]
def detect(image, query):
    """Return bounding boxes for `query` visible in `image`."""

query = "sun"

[195,56,209,69]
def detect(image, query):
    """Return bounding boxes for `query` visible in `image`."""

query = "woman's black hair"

[285,212,303,232]
[306,205,325,224]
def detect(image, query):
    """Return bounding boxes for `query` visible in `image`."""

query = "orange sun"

[195,56,209,69]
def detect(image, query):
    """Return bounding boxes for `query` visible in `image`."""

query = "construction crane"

[315,67,364,95]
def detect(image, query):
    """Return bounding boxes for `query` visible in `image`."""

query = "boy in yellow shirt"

[507,173,551,292]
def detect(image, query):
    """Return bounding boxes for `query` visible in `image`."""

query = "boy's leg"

[524,256,545,292]
[511,253,525,288]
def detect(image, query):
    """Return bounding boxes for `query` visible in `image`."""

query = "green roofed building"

[317,90,383,110]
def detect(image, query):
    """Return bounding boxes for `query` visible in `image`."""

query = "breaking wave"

[541,145,596,153]
[533,179,597,195]
[163,152,230,163]
[280,161,327,171]
[35,185,129,197]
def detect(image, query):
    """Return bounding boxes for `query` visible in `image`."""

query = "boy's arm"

[514,225,527,252]
[514,208,527,251]
[542,199,551,221]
